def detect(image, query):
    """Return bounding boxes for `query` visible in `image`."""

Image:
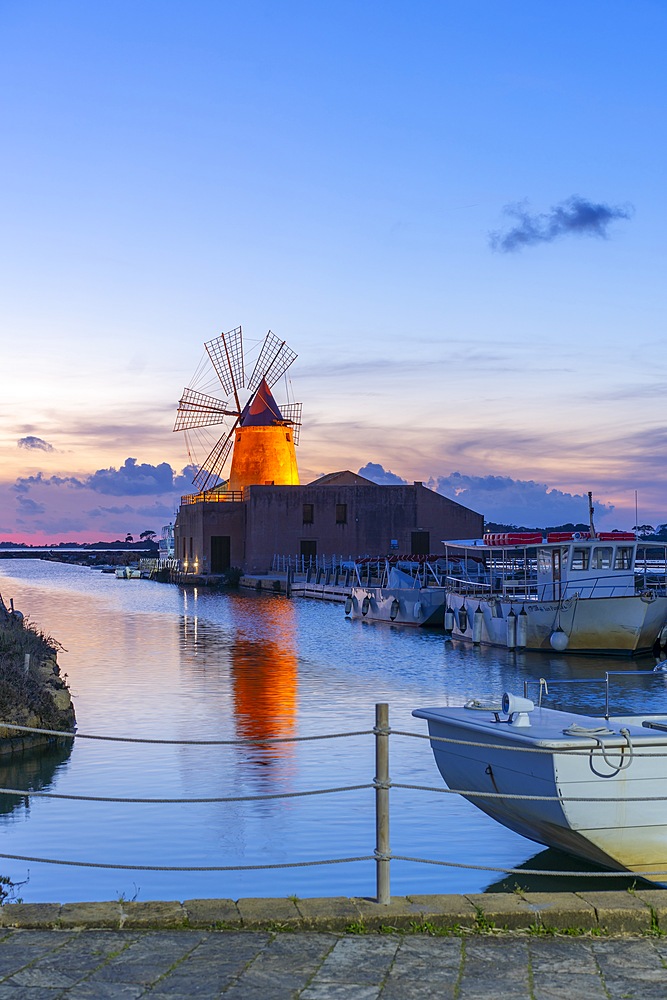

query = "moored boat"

[345,561,446,627]
[414,679,667,882]
[441,529,667,655]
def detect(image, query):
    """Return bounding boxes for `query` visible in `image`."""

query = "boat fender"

[472,606,483,644]
[506,609,517,650]
[444,606,454,634]
[390,598,400,621]
[549,628,569,651]
[516,607,528,649]
[344,597,353,616]
[413,601,423,620]
[458,607,468,632]
[361,596,371,616]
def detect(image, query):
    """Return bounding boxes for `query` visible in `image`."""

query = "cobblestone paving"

[0,929,666,998]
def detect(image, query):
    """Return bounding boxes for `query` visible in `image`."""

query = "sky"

[2,0,666,542]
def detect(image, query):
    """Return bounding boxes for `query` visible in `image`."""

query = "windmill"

[174,327,302,494]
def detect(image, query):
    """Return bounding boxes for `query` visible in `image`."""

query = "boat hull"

[414,706,667,881]
[444,591,667,654]
[347,586,446,627]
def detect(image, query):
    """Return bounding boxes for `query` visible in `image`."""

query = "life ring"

[390,599,400,620]
[361,596,371,616]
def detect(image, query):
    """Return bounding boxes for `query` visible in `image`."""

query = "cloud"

[430,472,614,526]
[489,196,633,253]
[16,496,46,516]
[14,472,86,493]
[86,458,178,496]
[358,462,408,486]
[17,435,54,452]
[359,463,614,527]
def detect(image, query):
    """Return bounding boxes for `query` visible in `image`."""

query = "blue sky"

[2,1,666,540]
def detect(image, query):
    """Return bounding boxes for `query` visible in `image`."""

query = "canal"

[0,559,663,903]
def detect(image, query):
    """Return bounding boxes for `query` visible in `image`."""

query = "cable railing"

[3,704,667,900]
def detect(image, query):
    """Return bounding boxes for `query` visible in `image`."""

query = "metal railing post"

[375,702,391,904]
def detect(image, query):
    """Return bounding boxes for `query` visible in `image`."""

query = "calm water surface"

[0,559,663,903]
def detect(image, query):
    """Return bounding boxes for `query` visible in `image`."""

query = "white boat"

[345,562,447,627]
[115,567,142,579]
[440,530,667,654]
[414,679,667,881]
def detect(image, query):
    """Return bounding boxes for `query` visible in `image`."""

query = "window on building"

[303,503,314,524]
[335,503,347,524]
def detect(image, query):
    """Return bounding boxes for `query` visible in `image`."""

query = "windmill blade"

[247,330,297,393]
[280,402,303,445]
[205,326,245,404]
[174,388,240,432]
[193,422,238,492]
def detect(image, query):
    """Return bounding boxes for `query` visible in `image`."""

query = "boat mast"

[588,491,597,539]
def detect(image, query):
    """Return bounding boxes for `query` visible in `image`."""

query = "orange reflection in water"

[231,598,298,754]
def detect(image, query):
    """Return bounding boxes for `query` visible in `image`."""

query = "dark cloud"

[86,458,177,496]
[173,464,199,490]
[17,436,54,452]
[430,472,614,525]
[360,464,614,526]
[489,196,633,253]
[358,462,408,486]
[14,472,85,493]
[16,496,46,515]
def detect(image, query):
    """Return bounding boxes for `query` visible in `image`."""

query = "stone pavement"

[0,892,666,998]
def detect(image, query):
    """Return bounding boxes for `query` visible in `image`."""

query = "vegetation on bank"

[0,600,75,734]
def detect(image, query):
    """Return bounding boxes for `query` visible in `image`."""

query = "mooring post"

[375,702,391,904]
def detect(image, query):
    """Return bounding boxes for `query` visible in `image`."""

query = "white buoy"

[550,628,569,651]
[516,607,528,649]
[472,606,483,644]
[444,606,454,634]
[506,609,517,650]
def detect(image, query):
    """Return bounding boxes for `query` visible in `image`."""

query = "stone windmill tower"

[174,327,302,493]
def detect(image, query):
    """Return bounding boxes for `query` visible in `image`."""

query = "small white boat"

[115,567,142,579]
[414,680,667,881]
[345,562,446,627]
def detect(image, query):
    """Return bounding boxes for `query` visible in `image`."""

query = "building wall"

[174,500,246,574]
[243,482,483,571]
[175,482,483,574]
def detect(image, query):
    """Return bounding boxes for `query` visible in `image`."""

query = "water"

[0,559,663,903]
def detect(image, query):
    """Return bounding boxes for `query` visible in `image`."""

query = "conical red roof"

[240,379,285,426]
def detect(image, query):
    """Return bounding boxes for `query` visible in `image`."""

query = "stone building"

[174,470,483,574]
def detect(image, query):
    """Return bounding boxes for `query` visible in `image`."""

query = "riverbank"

[0,598,75,751]
[2,890,665,933]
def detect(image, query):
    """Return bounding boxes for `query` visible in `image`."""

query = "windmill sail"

[193,426,237,491]
[174,388,239,431]
[205,326,245,405]
[247,331,297,393]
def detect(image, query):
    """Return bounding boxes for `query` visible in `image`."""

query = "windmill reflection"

[179,593,298,769]
[230,598,298,763]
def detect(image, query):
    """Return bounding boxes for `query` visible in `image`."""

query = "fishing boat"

[345,561,447,627]
[414,676,667,882]
[440,517,667,655]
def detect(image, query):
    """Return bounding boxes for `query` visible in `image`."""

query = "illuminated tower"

[174,327,302,492]
[228,379,299,490]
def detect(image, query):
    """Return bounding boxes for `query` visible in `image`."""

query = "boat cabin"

[441,531,667,601]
